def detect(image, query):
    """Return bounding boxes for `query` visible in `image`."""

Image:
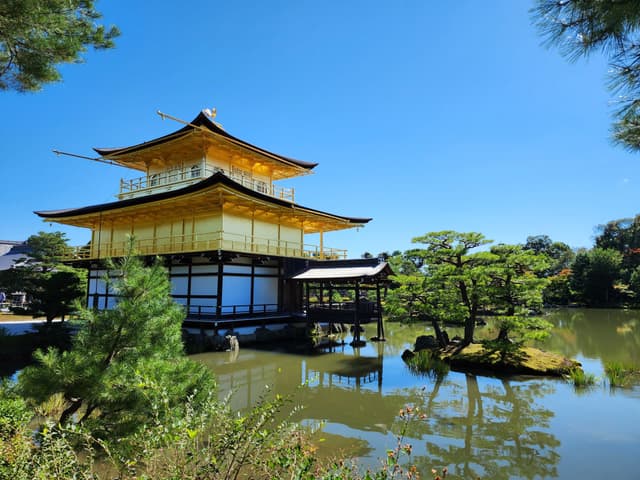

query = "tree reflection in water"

[396,374,560,479]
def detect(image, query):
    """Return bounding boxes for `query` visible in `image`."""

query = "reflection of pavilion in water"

[201,344,407,433]
[303,345,383,390]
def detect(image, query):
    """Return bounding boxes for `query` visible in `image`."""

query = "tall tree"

[24,231,69,272]
[571,247,623,305]
[26,266,86,322]
[12,232,86,323]
[488,244,549,318]
[532,0,640,150]
[594,215,640,279]
[484,244,552,361]
[524,235,574,276]
[386,271,466,346]
[0,0,119,92]
[412,231,494,344]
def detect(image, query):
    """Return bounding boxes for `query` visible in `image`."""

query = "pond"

[191,308,640,479]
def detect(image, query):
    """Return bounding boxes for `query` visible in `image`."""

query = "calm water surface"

[191,309,640,479]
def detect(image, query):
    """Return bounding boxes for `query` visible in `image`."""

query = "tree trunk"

[59,398,83,425]
[432,318,447,347]
[464,318,474,345]
[464,300,478,345]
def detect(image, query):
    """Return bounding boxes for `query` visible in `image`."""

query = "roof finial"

[203,107,217,119]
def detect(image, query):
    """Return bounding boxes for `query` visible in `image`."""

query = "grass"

[604,362,640,388]
[567,367,596,388]
[405,350,450,379]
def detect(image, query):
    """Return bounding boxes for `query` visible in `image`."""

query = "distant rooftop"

[0,241,30,270]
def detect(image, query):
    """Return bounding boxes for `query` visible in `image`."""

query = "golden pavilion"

[36,110,390,336]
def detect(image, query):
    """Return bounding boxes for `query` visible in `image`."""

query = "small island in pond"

[402,339,580,377]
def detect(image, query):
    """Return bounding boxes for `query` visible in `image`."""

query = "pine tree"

[533,0,640,150]
[18,246,215,440]
[0,0,119,92]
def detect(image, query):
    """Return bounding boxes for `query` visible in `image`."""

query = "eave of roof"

[93,111,318,171]
[34,172,371,225]
[291,261,392,281]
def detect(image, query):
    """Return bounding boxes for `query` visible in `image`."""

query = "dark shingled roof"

[93,111,318,171]
[34,172,371,225]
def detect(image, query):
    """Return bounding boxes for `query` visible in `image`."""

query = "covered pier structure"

[291,258,393,345]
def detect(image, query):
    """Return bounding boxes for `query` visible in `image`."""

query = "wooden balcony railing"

[60,231,346,261]
[118,166,295,202]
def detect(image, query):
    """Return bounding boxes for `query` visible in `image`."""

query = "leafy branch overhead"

[0,0,119,92]
[532,0,640,150]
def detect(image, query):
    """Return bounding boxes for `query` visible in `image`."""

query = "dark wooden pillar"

[352,281,361,345]
[328,282,334,310]
[375,280,385,341]
[216,261,223,319]
[249,261,255,314]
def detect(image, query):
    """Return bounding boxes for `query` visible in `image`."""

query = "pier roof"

[291,260,392,282]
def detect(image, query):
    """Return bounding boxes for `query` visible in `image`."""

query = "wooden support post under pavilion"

[375,280,385,341]
[352,281,364,346]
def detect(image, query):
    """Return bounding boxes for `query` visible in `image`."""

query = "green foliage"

[0,267,28,296]
[0,0,119,92]
[482,315,553,364]
[543,268,572,305]
[24,231,69,271]
[595,216,640,254]
[18,247,215,445]
[0,232,86,323]
[532,1,640,150]
[410,231,494,344]
[524,235,574,276]
[0,384,430,479]
[387,250,424,275]
[488,244,549,315]
[570,248,623,305]
[0,382,32,440]
[0,383,35,479]
[385,273,465,326]
[628,267,640,303]
[26,265,86,321]
[388,232,552,349]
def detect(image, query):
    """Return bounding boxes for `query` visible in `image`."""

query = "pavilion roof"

[34,171,371,231]
[93,111,318,172]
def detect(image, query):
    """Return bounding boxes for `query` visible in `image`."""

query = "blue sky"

[1,1,638,257]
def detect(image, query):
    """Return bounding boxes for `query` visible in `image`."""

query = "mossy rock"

[438,343,581,377]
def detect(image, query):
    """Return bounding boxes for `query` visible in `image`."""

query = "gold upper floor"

[118,163,295,202]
